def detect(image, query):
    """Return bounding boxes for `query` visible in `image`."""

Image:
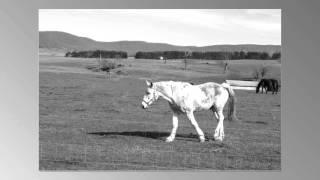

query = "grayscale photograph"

[39,9,281,170]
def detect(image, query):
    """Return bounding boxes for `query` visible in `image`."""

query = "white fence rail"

[226,80,258,91]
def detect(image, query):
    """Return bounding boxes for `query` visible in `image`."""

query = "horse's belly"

[170,87,216,112]
[194,98,214,111]
[169,102,186,113]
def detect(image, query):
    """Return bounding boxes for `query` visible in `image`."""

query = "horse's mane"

[154,81,191,87]
[153,81,193,97]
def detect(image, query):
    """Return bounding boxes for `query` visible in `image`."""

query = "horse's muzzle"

[141,102,148,109]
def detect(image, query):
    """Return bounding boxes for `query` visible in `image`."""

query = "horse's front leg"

[166,112,179,142]
[186,111,205,142]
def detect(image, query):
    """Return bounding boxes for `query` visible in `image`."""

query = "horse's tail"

[274,80,279,93]
[221,83,239,121]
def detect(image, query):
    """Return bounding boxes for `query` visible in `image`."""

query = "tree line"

[135,51,281,60]
[65,50,128,58]
[65,50,281,60]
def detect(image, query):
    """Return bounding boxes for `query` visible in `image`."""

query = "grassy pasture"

[39,56,281,170]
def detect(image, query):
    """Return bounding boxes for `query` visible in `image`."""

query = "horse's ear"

[146,80,153,87]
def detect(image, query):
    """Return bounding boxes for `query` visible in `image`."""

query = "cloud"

[246,9,281,18]
[39,9,281,46]
[230,17,281,32]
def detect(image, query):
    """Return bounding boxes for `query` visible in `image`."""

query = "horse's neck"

[155,82,174,103]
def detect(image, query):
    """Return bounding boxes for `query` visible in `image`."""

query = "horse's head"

[256,79,264,93]
[256,85,260,93]
[141,80,160,109]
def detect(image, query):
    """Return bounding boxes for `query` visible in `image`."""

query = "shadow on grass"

[88,131,216,142]
[244,121,268,125]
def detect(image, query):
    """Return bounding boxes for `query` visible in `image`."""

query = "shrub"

[99,60,116,72]
[116,70,128,75]
[86,59,123,72]
[86,65,100,72]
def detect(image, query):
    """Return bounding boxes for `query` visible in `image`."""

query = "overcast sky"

[39,9,281,46]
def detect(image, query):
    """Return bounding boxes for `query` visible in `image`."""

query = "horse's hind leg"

[214,109,225,141]
[186,111,205,142]
[210,106,219,121]
[214,112,219,121]
[166,112,179,142]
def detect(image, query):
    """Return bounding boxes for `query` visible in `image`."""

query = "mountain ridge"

[39,31,281,56]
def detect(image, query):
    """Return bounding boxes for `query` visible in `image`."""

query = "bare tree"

[184,51,192,70]
[98,50,102,70]
[224,61,229,73]
[222,52,230,73]
[252,64,269,80]
[260,65,268,78]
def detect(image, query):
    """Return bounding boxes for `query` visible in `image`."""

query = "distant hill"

[39,31,281,56]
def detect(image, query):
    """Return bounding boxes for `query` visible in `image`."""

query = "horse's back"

[195,82,229,100]
[172,81,227,98]
[197,82,230,109]
[170,81,229,112]
[170,81,196,97]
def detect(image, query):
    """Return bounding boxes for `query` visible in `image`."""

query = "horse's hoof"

[199,137,206,143]
[165,138,174,142]
[214,137,223,142]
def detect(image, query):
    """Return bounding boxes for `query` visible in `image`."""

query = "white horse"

[141,80,238,142]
